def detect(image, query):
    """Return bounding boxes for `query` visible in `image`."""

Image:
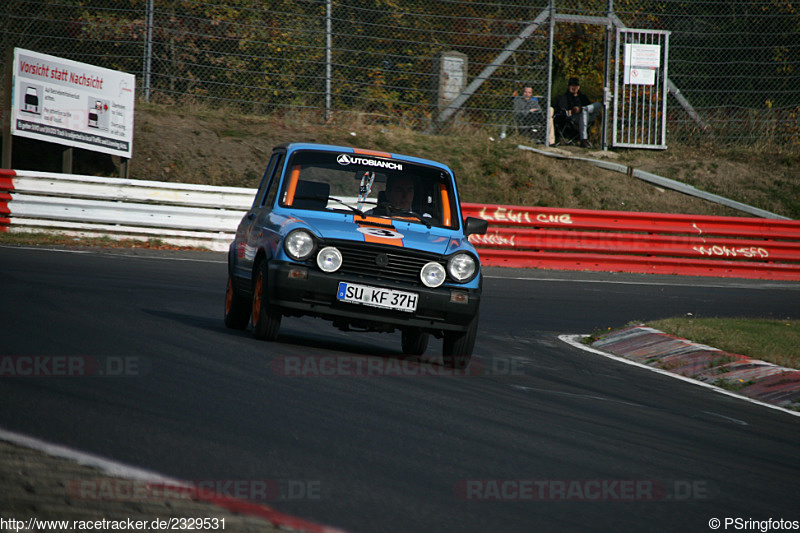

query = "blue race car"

[225,143,488,368]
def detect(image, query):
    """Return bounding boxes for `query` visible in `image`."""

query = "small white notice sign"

[624,44,661,86]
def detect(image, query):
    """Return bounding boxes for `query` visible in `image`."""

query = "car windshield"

[278,149,458,229]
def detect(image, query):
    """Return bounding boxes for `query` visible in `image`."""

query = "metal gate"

[612,28,670,150]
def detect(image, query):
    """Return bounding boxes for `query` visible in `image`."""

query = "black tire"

[224,275,251,330]
[252,260,281,341]
[442,310,479,369]
[401,329,429,356]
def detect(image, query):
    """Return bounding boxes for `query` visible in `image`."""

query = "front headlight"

[447,253,477,282]
[316,246,342,272]
[420,261,446,288]
[284,229,315,261]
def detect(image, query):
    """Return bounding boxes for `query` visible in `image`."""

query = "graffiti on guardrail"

[692,245,769,259]
[468,233,516,247]
[477,206,573,225]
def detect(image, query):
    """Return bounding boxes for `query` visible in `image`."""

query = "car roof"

[275,142,453,174]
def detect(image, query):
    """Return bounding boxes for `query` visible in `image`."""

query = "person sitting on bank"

[553,77,602,148]
[513,85,544,138]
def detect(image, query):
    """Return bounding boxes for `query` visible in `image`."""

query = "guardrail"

[0,169,254,252]
[463,203,800,281]
[2,169,798,280]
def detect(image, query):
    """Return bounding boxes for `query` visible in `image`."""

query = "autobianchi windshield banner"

[336,153,403,171]
[11,48,135,158]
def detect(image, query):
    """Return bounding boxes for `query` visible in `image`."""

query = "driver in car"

[384,175,414,211]
[367,175,438,225]
[367,175,414,215]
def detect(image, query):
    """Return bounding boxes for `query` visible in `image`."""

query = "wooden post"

[61,146,73,174]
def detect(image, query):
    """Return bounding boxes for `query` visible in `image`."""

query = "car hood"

[296,213,457,255]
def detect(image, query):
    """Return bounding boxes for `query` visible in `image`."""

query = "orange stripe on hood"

[363,232,403,247]
[357,218,404,247]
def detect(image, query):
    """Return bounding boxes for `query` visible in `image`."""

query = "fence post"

[545,0,555,147]
[143,0,153,103]
[325,0,332,121]
[601,0,614,151]
[2,46,12,169]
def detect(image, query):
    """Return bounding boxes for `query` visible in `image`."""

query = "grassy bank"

[151,105,797,219]
[0,231,202,251]
[645,316,800,370]
[13,102,796,218]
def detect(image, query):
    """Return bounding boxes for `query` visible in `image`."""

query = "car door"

[233,150,285,280]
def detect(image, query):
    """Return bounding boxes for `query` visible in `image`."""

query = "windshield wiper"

[326,196,368,218]
[377,203,432,229]
[293,194,378,220]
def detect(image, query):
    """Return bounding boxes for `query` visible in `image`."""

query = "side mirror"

[464,217,488,236]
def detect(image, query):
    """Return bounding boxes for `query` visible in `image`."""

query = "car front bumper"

[268,261,480,333]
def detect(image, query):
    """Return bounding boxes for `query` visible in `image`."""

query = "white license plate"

[336,282,418,313]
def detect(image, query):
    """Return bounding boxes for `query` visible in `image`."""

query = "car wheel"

[442,310,479,369]
[252,260,281,341]
[224,275,250,330]
[401,329,429,356]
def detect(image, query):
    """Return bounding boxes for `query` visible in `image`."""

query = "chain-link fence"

[2,0,799,146]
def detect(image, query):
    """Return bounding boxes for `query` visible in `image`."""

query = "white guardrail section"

[3,171,256,252]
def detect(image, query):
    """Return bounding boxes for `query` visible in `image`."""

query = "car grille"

[331,241,441,285]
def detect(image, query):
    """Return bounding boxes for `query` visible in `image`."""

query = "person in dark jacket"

[552,77,602,148]
[513,85,544,139]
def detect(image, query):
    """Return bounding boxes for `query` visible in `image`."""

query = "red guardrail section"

[2,171,798,280]
[462,203,800,281]
[0,169,14,232]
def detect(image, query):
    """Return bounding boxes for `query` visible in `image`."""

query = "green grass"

[0,231,203,251]
[645,316,800,370]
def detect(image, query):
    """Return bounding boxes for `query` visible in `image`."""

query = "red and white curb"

[0,427,348,533]
[560,328,800,418]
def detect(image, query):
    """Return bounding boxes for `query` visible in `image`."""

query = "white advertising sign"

[11,48,135,158]
[623,43,661,86]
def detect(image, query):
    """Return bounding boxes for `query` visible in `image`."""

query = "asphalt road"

[1,245,798,532]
